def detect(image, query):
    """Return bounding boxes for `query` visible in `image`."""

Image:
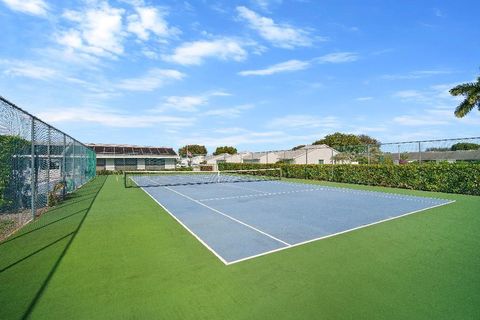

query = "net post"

[124,171,127,188]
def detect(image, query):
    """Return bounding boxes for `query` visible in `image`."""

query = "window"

[318,159,324,164]
[145,158,166,170]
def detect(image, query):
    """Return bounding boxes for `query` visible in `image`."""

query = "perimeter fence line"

[205,136,480,167]
[0,96,96,239]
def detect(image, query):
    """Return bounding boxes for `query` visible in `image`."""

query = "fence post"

[62,135,66,199]
[30,119,36,219]
[330,148,334,181]
[418,141,422,164]
[47,126,51,194]
[397,144,400,165]
[72,141,76,189]
[304,149,308,179]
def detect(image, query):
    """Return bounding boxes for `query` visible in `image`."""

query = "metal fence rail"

[0,96,96,239]
[200,137,480,167]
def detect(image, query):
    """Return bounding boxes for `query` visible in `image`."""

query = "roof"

[87,143,177,156]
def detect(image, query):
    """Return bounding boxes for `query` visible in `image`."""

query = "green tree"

[449,75,480,117]
[291,145,305,151]
[314,132,381,164]
[213,146,237,155]
[451,142,480,151]
[357,134,380,146]
[313,132,362,147]
[178,145,207,157]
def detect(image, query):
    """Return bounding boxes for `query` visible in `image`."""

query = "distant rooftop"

[88,143,177,156]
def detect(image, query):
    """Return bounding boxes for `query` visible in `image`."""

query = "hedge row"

[218,162,480,196]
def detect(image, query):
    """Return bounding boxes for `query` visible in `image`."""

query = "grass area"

[1,176,479,319]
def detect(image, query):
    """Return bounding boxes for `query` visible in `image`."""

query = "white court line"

[140,186,229,265]
[164,186,291,246]
[198,188,324,202]
[271,179,452,203]
[225,199,456,265]
[221,182,269,194]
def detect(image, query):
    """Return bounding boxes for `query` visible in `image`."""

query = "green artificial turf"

[1,175,479,319]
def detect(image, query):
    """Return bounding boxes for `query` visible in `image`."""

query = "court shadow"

[0,176,106,320]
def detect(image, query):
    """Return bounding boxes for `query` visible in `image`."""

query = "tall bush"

[218,162,480,195]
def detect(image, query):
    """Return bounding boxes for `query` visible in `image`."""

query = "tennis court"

[128,170,454,264]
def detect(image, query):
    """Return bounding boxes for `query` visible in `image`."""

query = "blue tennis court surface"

[138,179,453,265]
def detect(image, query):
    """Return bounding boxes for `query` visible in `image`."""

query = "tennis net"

[124,168,282,188]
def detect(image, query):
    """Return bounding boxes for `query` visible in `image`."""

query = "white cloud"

[392,115,449,126]
[162,96,208,112]
[356,97,373,101]
[127,6,178,41]
[1,0,48,16]
[236,6,315,49]
[179,128,330,148]
[252,0,282,10]
[59,2,125,57]
[239,59,310,76]
[239,53,358,76]
[154,91,230,112]
[393,107,480,127]
[393,83,463,105]
[38,106,195,128]
[203,104,254,118]
[163,38,248,65]
[1,60,57,80]
[116,68,185,91]
[314,52,359,63]
[382,70,451,80]
[268,115,339,129]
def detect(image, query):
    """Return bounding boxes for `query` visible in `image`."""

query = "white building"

[89,144,178,171]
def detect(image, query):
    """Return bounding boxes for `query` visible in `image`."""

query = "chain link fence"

[212,137,480,166]
[0,96,96,239]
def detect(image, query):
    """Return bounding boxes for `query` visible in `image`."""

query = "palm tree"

[449,76,480,117]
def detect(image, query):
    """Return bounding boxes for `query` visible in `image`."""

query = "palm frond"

[449,83,475,96]
[454,98,476,118]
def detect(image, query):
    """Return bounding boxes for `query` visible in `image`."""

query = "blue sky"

[1,0,479,152]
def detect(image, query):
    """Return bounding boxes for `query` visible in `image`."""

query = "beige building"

[242,151,279,164]
[275,144,339,164]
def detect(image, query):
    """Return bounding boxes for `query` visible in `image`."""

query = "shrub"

[218,162,480,195]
